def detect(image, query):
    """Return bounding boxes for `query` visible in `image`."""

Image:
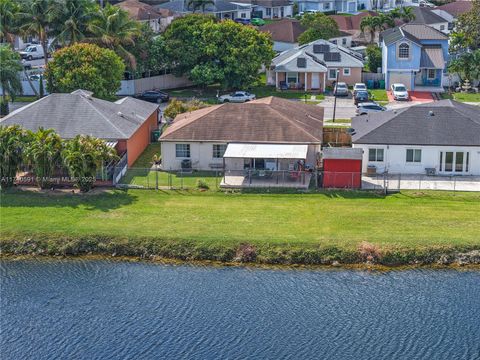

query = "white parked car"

[218,91,256,103]
[390,83,410,101]
[353,83,367,95]
[19,45,45,61]
[355,102,386,115]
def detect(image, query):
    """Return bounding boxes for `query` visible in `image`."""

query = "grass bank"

[1,189,479,266]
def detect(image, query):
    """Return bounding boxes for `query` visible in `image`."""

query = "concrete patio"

[221,172,312,189]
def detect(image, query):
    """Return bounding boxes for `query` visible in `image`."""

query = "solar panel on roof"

[313,44,330,53]
[324,52,341,61]
[297,57,306,68]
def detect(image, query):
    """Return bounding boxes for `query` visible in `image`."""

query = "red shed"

[322,148,363,189]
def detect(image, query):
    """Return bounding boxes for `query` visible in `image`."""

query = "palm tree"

[360,16,377,44]
[187,0,215,13]
[18,0,55,68]
[0,45,23,114]
[24,128,63,189]
[0,0,21,49]
[0,125,27,189]
[399,7,415,23]
[86,4,141,70]
[50,0,96,46]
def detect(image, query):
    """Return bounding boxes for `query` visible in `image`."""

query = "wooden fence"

[323,127,352,147]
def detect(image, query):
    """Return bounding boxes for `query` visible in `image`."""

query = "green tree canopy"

[163,15,274,89]
[0,45,23,114]
[449,0,480,52]
[298,12,340,45]
[50,0,96,46]
[0,125,27,189]
[448,49,480,82]
[45,43,125,99]
[365,45,382,73]
[0,0,21,48]
[360,14,395,43]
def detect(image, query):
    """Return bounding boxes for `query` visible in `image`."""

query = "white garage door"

[311,73,320,89]
[388,72,412,90]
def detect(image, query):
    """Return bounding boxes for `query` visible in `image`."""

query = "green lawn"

[1,190,479,252]
[368,89,389,102]
[441,92,480,102]
[120,169,221,189]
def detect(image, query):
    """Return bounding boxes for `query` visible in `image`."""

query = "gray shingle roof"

[0,90,158,140]
[420,45,444,68]
[154,0,251,13]
[411,7,448,25]
[272,39,363,72]
[351,100,480,147]
[381,24,448,45]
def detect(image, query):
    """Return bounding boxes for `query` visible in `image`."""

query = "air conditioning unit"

[367,165,377,175]
[425,168,436,176]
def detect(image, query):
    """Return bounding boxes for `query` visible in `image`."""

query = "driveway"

[318,95,357,120]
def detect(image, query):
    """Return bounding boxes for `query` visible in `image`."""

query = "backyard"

[441,92,480,102]
[1,190,479,259]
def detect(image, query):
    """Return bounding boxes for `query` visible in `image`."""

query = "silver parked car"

[334,82,349,96]
[218,91,256,103]
[390,83,410,101]
[355,102,386,115]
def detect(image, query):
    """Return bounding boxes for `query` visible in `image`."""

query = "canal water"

[1,259,479,359]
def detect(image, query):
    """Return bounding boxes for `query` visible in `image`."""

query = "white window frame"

[175,144,191,158]
[343,68,351,76]
[440,24,445,31]
[324,2,331,10]
[328,68,337,80]
[406,149,422,163]
[331,39,337,44]
[398,42,410,60]
[286,72,298,84]
[266,7,271,16]
[342,37,347,45]
[212,144,227,159]
[427,69,436,80]
[368,148,384,162]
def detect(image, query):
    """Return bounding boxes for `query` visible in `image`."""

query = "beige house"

[267,39,364,91]
[160,97,323,187]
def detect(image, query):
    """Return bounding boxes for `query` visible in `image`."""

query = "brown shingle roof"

[437,1,473,17]
[160,97,324,143]
[115,0,165,20]
[330,11,378,31]
[259,19,306,43]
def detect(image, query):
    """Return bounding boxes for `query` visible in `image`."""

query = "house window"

[175,144,190,158]
[324,2,331,10]
[212,144,227,158]
[331,39,337,44]
[427,69,436,79]
[328,69,337,80]
[287,72,298,84]
[369,148,384,162]
[406,149,421,163]
[342,38,347,45]
[266,8,271,16]
[241,12,246,18]
[398,43,409,59]
[440,24,445,31]
[343,68,351,76]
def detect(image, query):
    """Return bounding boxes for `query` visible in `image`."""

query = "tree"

[164,98,207,119]
[50,0,96,46]
[449,0,480,52]
[45,43,125,99]
[187,0,214,13]
[24,128,62,189]
[298,12,340,45]
[0,125,27,189]
[18,0,55,68]
[62,135,118,192]
[0,0,21,48]
[163,16,275,89]
[448,49,480,82]
[87,3,141,70]
[360,14,394,44]
[388,7,415,23]
[0,45,23,115]
[365,44,382,73]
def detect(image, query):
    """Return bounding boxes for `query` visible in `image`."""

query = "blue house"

[380,24,449,92]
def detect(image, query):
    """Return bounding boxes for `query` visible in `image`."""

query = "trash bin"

[151,129,161,142]
[181,159,192,170]
[379,80,385,89]
[367,80,374,89]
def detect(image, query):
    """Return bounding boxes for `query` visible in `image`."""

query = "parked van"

[19,45,45,61]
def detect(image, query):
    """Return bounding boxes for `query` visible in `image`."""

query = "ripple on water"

[1,259,479,360]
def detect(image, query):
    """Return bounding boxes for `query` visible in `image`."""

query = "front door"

[311,73,320,89]
[439,151,469,174]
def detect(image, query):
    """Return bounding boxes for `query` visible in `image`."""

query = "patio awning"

[420,46,444,69]
[223,143,308,159]
[105,141,118,148]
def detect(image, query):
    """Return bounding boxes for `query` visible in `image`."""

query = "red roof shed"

[322,148,363,189]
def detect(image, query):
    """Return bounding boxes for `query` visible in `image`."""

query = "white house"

[351,100,480,176]
[159,97,324,187]
[231,0,293,18]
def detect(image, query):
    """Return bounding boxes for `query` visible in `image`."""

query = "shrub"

[164,98,207,120]
[358,241,383,263]
[197,179,210,190]
[235,243,257,262]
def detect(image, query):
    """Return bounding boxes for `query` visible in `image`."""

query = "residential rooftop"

[381,23,448,45]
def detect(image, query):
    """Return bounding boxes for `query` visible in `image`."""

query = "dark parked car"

[135,90,169,103]
[234,18,251,25]
[354,90,369,105]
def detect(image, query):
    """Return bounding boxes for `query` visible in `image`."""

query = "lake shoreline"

[2,235,479,269]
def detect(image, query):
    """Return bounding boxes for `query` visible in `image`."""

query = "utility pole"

[332,69,340,123]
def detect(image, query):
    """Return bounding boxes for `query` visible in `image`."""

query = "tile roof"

[0,90,159,140]
[352,100,480,146]
[115,0,164,20]
[382,23,448,45]
[437,1,473,17]
[410,6,448,24]
[420,45,445,68]
[160,97,324,143]
[259,19,306,43]
[271,38,364,72]
[330,11,379,31]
